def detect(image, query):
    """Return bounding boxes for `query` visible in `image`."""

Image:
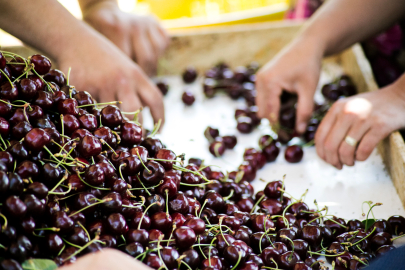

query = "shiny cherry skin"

[209,141,226,157]
[131,211,151,230]
[301,225,322,247]
[184,217,206,235]
[141,160,165,186]
[222,135,237,149]
[5,195,27,218]
[174,226,196,249]
[260,198,283,215]
[181,249,200,269]
[123,242,144,257]
[24,128,50,151]
[121,122,142,146]
[18,78,37,100]
[285,145,304,163]
[279,251,300,270]
[182,91,195,105]
[388,215,405,235]
[101,105,123,128]
[126,229,149,247]
[78,135,102,158]
[30,54,51,75]
[140,138,163,157]
[182,67,198,83]
[150,212,172,233]
[0,82,18,101]
[43,69,66,87]
[237,116,253,133]
[107,213,128,235]
[161,246,180,269]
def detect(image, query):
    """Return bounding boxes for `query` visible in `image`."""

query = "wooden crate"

[4,21,405,207]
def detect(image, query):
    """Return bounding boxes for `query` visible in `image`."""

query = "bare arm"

[0,0,165,125]
[301,0,405,56]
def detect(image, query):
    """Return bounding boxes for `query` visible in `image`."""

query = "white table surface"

[143,67,405,226]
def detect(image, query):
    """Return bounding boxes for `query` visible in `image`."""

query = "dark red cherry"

[0,82,18,101]
[222,135,237,149]
[260,198,283,215]
[288,202,309,219]
[369,219,392,235]
[0,116,9,136]
[5,195,27,218]
[130,212,151,230]
[201,256,223,270]
[237,116,253,133]
[34,90,53,109]
[264,180,283,198]
[17,78,37,100]
[101,105,122,128]
[347,219,365,232]
[209,141,225,157]
[155,149,176,170]
[121,122,142,146]
[30,54,51,75]
[279,251,300,270]
[24,128,50,151]
[204,126,220,142]
[182,90,195,106]
[0,52,6,69]
[0,259,23,270]
[8,56,26,77]
[150,212,172,233]
[388,215,405,235]
[107,213,128,235]
[78,135,102,158]
[301,225,322,247]
[370,232,392,250]
[140,137,163,157]
[0,99,12,117]
[126,229,149,247]
[325,216,347,237]
[12,121,32,140]
[61,114,80,134]
[375,245,395,257]
[78,113,97,131]
[156,81,169,95]
[160,247,179,269]
[84,164,105,186]
[141,160,165,186]
[26,182,48,199]
[53,211,74,233]
[43,69,66,87]
[58,98,79,115]
[169,193,189,215]
[262,141,280,162]
[182,67,198,83]
[122,242,144,257]
[285,145,304,163]
[145,253,163,269]
[184,217,206,235]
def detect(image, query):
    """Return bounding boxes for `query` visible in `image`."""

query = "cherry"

[222,135,237,149]
[85,164,105,186]
[276,228,297,245]
[43,69,66,87]
[388,215,405,235]
[239,261,258,270]
[182,91,195,105]
[347,219,364,232]
[0,52,6,69]
[284,145,304,163]
[123,242,144,257]
[216,234,236,254]
[278,251,300,270]
[17,78,37,100]
[155,149,176,170]
[34,90,53,109]
[107,213,128,235]
[375,245,395,257]
[325,216,347,236]
[29,54,51,75]
[68,227,90,246]
[204,127,220,142]
[260,198,283,215]
[71,128,92,140]
[141,160,165,186]
[236,198,254,213]
[99,235,116,248]
[53,211,74,233]
[58,98,79,116]
[369,219,392,234]
[145,253,163,269]
[8,56,25,77]
[101,105,122,128]
[181,249,200,269]
[0,99,12,117]
[131,211,151,230]
[293,261,311,270]
[26,182,48,199]
[78,135,102,158]
[146,194,165,214]
[12,121,33,140]
[209,141,225,157]
[23,127,51,152]
[5,195,27,218]
[0,117,10,137]
[0,259,23,270]
[237,116,253,133]
[223,245,244,265]
[201,256,223,270]
[140,138,163,157]
[0,82,18,101]
[101,192,122,213]
[184,217,206,235]
[151,212,172,233]
[157,246,178,269]
[250,232,270,254]
[288,239,308,260]
[121,122,142,146]
[246,254,263,268]
[94,126,117,150]
[156,81,169,95]
[61,114,80,134]
[261,247,280,267]
[370,232,392,250]
[182,67,198,83]
[169,193,189,215]
[88,220,106,236]
[262,141,280,162]
[276,213,297,230]
[78,113,97,131]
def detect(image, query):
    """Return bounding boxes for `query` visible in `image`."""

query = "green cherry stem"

[77,101,121,108]
[77,173,111,191]
[68,198,112,217]
[138,202,159,230]
[0,69,13,88]
[77,222,91,242]
[0,213,8,231]
[63,235,100,262]
[222,190,234,201]
[148,119,162,138]
[135,175,151,196]
[199,199,208,218]
[135,149,150,173]
[48,171,69,194]
[62,238,82,249]
[230,252,242,270]
[250,194,266,214]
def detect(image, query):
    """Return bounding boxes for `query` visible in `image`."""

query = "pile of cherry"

[0,50,403,270]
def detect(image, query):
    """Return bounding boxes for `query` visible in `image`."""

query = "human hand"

[255,38,323,133]
[59,248,152,270]
[81,0,170,76]
[315,76,405,169]
[57,32,164,125]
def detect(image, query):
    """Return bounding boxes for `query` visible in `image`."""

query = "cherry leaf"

[362,219,376,231]
[22,259,57,270]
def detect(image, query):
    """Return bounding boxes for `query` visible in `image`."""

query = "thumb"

[295,87,314,134]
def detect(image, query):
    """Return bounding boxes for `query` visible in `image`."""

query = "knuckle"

[356,146,372,161]
[324,140,337,153]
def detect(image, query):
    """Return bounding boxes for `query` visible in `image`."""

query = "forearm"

[296,0,405,56]
[78,0,118,14]
[0,0,116,63]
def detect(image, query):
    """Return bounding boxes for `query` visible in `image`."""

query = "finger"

[314,102,340,161]
[136,71,165,126]
[338,119,371,166]
[147,27,167,60]
[322,112,356,169]
[295,84,315,133]
[132,31,157,76]
[116,83,144,124]
[98,86,116,105]
[255,73,282,125]
[356,127,387,161]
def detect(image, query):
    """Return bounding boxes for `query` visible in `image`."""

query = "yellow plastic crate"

[137,0,289,29]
